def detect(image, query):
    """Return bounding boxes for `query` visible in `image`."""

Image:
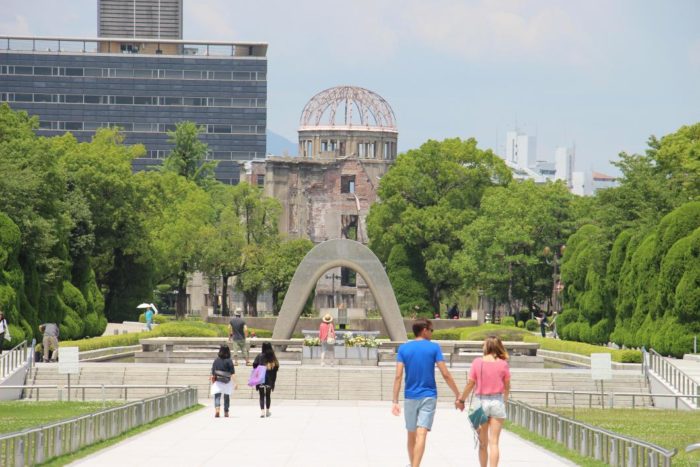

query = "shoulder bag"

[468,359,489,431]
[326,324,336,345]
[214,370,231,383]
[247,364,267,387]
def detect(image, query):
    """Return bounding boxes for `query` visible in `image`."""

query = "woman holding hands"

[458,336,511,467]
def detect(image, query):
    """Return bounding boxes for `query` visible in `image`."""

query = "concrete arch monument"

[272,239,408,342]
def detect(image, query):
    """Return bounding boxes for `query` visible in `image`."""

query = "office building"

[0,2,267,184]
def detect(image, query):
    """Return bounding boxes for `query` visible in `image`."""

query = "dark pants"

[214,393,230,412]
[258,386,272,409]
[540,323,546,337]
[0,333,4,354]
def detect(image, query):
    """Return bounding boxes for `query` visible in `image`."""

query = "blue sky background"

[2,0,699,174]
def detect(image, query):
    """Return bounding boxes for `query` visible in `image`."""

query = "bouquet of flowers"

[303,336,321,346]
[344,333,378,348]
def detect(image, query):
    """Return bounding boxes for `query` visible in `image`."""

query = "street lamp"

[325,272,342,308]
[543,245,565,314]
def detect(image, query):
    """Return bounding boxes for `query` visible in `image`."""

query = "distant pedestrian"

[536,312,546,338]
[319,313,336,366]
[548,312,559,339]
[210,344,236,418]
[458,335,511,467]
[0,310,8,354]
[145,306,154,331]
[39,323,60,362]
[229,308,250,366]
[392,318,463,467]
[253,342,279,418]
[447,304,460,320]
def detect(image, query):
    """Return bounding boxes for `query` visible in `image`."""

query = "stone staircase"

[24,363,652,407]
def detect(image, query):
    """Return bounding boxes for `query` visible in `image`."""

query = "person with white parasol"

[137,303,158,331]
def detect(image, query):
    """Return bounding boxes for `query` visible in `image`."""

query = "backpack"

[248,364,267,387]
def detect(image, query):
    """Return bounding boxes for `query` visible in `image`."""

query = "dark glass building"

[0,36,267,184]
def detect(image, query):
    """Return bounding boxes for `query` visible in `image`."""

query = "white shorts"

[474,394,507,419]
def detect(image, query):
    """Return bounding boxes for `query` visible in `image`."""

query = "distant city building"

[247,86,398,312]
[590,171,617,194]
[571,171,586,196]
[554,146,574,187]
[505,130,537,169]
[98,0,183,39]
[0,2,267,184]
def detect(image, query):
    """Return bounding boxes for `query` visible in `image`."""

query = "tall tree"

[162,121,217,188]
[263,237,313,314]
[368,138,511,312]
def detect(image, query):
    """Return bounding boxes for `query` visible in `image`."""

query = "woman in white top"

[0,311,8,354]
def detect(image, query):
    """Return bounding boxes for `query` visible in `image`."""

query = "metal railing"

[0,384,192,402]
[646,349,700,408]
[0,340,29,380]
[510,389,700,411]
[0,386,198,467]
[508,400,677,466]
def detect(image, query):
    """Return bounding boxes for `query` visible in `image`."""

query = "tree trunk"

[431,286,441,317]
[221,272,231,317]
[209,279,218,315]
[507,262,514,316]
[244,289,258,316]
[176,270,187,320]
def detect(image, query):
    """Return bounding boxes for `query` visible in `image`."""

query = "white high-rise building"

[505,131,537,169]
[554,146,574,187]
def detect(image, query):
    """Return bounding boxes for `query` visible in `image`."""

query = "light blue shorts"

[404,397,437,431]
[473,394,507,419]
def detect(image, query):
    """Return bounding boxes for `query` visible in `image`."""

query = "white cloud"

[398,0,593,66]
[689,38,700,68]
[0,14,32,36]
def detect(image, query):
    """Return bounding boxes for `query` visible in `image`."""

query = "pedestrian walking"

[252,342,279,418]
[458,335,511,467]
[229,308,250,366]
[319,313,336,366]
[548,312,559,339]
[145,306,154,331]
[0,310,8,354]
[536,312,547,338]
[391,318,462,467]
[39,323,60,362]
[210,344,236,418]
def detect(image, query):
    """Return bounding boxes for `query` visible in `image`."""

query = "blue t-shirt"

[145,309,154,323]
[397,339,444,399]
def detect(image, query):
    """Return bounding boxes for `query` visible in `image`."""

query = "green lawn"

[0,401,123,435]
[549,408,700,467]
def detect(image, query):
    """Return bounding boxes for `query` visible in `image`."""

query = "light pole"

[325,272,342,308]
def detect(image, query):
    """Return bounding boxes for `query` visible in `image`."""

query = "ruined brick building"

[247,86,398,312]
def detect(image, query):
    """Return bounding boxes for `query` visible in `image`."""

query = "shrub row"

[60,322,272,352]
[523,335,642,363]
[137,313,171,324]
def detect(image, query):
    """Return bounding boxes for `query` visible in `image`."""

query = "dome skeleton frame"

[299,86,397,131]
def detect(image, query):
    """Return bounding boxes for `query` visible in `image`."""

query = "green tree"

[162,121,217,188]
[457,180,575,315]
[367,138,511,312]
[263,237,313,314]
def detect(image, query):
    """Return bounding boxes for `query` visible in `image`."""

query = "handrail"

[0,340,28,380]
[509,389,700,410]
[508,399,677,466]
[0,387,198,466]
[686,443,700,453]
[647,349,699,408]
[0,384,191,403]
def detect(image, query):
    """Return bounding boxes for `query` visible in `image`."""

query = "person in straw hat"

[319,313,336,366]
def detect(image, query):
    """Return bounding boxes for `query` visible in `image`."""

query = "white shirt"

[0,319,7,333]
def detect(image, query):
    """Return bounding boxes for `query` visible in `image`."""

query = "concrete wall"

[0,363,30,400]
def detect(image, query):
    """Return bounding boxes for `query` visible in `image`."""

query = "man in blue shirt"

[392,318,461,467]
[145,307,154,331]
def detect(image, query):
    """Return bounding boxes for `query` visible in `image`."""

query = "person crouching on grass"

[391,318,462,467]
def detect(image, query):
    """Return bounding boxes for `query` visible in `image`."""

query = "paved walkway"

[72,400,574,467]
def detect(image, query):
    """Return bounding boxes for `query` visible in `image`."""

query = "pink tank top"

[469,357,511,395]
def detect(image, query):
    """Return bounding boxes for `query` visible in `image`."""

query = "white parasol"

[136,303,151,309]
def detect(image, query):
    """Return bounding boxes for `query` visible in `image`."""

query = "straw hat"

[322,313,333,323]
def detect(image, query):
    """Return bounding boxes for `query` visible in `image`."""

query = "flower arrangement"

[303,337,321,347]
[343,333,378,348]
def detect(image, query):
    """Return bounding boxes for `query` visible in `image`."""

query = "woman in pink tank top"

[457,336,511,467]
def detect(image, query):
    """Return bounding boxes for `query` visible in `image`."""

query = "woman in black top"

[253,342,279,418]
[210,345,235,418]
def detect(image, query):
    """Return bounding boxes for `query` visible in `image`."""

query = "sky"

[2,0,700,174]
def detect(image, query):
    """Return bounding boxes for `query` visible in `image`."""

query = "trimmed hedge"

[525,319,538,332]
[500,316,516,327]
[431,324,529,342]
[137,313,171,324]
[524,335,642,363]
[60,322,274,351]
